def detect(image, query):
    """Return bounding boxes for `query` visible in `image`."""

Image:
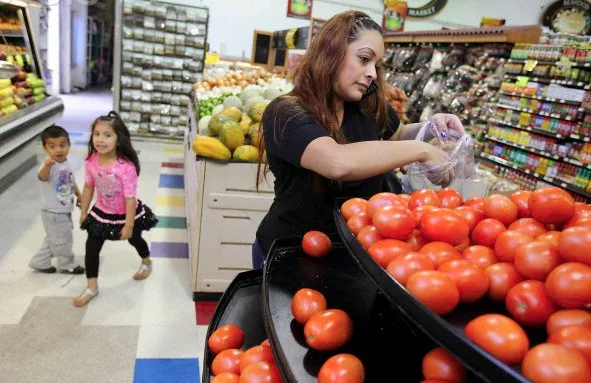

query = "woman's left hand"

[121,224,133,240]
[430,113,466,137]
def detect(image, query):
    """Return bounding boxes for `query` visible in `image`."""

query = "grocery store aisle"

[0,89,206,382]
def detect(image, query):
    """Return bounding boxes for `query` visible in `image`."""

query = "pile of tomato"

[207,324,282,383]
[339,186,591,383]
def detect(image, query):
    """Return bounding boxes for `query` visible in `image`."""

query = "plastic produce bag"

[402,120,481,196]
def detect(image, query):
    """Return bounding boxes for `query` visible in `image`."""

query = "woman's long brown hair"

[256,10,389,189]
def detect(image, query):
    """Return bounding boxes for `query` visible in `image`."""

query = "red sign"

[287,0,313,19]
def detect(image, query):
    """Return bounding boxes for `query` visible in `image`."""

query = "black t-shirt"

[256,99,400,252]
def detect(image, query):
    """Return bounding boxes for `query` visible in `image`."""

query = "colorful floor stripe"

[133,358,200,383]
[156,216,187,229]
[150,242,189,259]
[159,174,185,189]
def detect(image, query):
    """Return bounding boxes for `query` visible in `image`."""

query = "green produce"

[233,145,259,161]
[209,114,233,136]
[219,121,245,151]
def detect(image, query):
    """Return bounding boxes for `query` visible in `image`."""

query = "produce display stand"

[0,0,63,192]
[184,101,274,299]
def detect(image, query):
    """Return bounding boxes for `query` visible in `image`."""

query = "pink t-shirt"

[84,153,138,214]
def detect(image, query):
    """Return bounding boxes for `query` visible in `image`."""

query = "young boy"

[29,125,85,274]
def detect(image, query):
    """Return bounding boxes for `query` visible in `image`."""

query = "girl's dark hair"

[256,10,387,189]
[87,111,141,175]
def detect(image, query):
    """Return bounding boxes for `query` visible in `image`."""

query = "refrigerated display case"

[0,0,64,191]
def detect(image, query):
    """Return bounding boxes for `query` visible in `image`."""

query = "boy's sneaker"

[133,262,152,280]
[62,265,85,275]
[33,266,57,273]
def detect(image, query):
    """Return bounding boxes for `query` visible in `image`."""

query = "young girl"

[75,111,158,307]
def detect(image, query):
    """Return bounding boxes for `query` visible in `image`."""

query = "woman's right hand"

[420,143,455,187]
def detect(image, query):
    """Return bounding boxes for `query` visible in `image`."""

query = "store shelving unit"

[0,0,63,191]
[384,25,542,44]
[113,0,209,141]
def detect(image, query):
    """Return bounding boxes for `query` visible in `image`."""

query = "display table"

[184,108,274,297]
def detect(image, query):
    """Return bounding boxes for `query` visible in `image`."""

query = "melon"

[212,104,224,116]
[249,102,268,123]
[209,114,233,136]
[223,95,243,111]
[244,96,266,113]
[198,116,211,135]
[249,123,263,148]
[263,87,281,100]
[233,145,259,162]
[219,121,245,151]
[241,89,260,103]
[220,107,242,122]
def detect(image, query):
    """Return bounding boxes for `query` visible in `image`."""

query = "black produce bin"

[202,270,267,382]
[333,202,546,383]
[262,237,453,383]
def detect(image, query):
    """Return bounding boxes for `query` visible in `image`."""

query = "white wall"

[158,0,552,60]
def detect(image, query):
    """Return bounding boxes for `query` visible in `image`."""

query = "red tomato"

[419,242,462,269]
[209,324,245,354]
[494,230,533,263]
[260,339,270,347]
[485,263,524,302]
[535,230,559,249]
[239,361,283,383]
[317,354,365,383]
[437,188,463,209]
[356,225,384,250]
[545,262,591,309]
[455,237,471,253]
[291,288,327,325]
[510,190,532,218]
[558,226,591,266]
[565,215,591,229]
[508,218,546,238]
[439,259,490,303]
[522,343,591,383]
[408,189,441,210]
[239,345,275,373]
[212,349,243,375]
[407,229,428,251]
[304,309,353,351]
[406,271,460,315]
[454,206,485,233]
[386,252,434,286]
[398,194,412,207]
[529,186,575,226]
[471,218,507,248]
[514,241,562,281]
[302,231,332,257]
[211,372,240,383]
[372,205,417,241]
[547,310,591,334]
[420,208,469,246]
[505,280,557,327]
[463,196,485,211]
[462,245,498,269]
[341,198,368,222]
[368,239,413,268]
[464,314,529,365]
[346,212,371,236]
[575,202,591,216]
[483,194,518,226]
[422,347,467,383]
[366,192,403,218]
[413,205,438,222]
[548,325,591,365]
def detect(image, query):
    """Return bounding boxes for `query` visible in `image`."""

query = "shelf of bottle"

[503,74,591,90]
[507,58,591,68]
[489,118,590,143]
[485,134,591,170]
[496,103,580,122]
[479,152,591,200]
[497,91,583,107]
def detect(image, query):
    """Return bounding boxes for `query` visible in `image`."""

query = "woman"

[253,11,465,269]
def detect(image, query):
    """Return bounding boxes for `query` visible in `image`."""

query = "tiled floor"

[0,88,207,382]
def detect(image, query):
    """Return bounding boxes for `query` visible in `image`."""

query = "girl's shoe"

[133,263,152,280]
[73,288,98,307]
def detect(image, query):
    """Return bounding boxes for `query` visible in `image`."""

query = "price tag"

[516,76,530,87]
[525,169,530,174]
[534,173,540,177]
[571,134,580,139]
[561,183,567,188]
[523,59,538,72]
